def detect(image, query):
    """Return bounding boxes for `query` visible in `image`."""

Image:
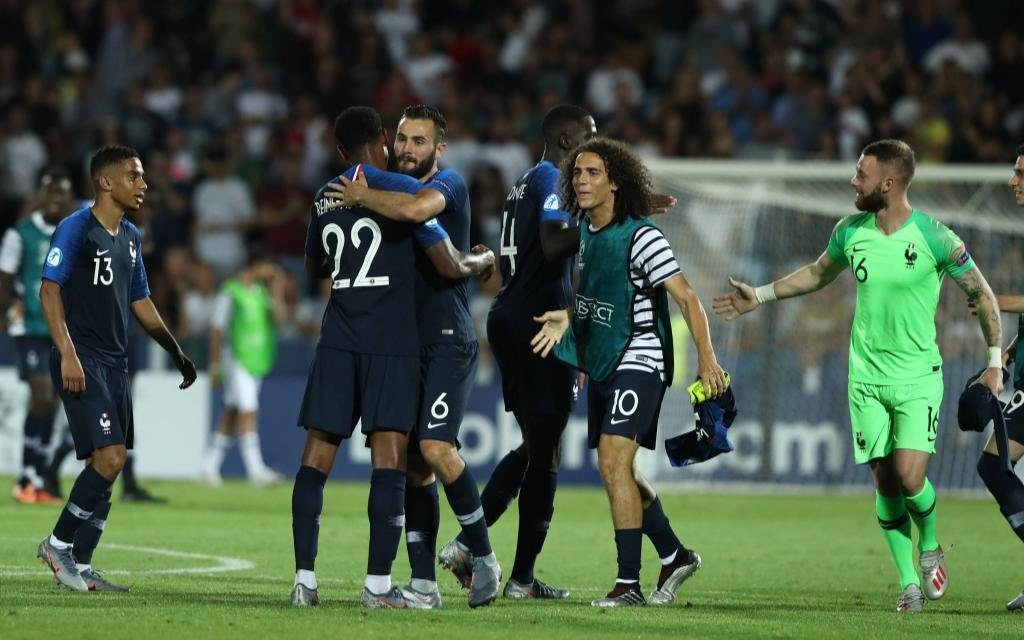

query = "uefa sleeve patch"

[955,248,971,267]
[46,247,62,266]
[543,193,560,211]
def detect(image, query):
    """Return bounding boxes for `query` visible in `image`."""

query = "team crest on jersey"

[904,242,917,269]
[129,239,137,265]
[46,247,62,266]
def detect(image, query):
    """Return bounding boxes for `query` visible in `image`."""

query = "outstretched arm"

[713,251,845,320]
[539,221,580,262]
[663,272,728,397]
[326,177,446,223]
[131,297,197,389]
[952,265,1003,395]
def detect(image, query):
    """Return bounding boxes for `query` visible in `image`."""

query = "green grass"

[1,477,1022,639]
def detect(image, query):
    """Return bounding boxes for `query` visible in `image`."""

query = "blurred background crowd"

[1,0,1021,377]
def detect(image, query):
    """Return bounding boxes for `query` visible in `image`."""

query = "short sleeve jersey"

[305,164,447,356]
[41,207,150,371]
[825,209,974,383]
[413,168,474,345]
[492,160,574,317]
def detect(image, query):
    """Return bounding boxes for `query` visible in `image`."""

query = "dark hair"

[89,145,141,181]
[559,137,654,223]
[861,139,916,186]
[334,106,383,152]
[204,143,228,163]
[401,104,447,143]
[1017,142,1024,157]
[542,104,592,144]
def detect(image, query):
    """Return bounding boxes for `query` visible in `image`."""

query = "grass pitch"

[1,477,1021,639]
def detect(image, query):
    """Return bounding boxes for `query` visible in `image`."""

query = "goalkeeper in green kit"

[713,139,1003,613]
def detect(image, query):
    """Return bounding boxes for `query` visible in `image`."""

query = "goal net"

[642,158,1021,491]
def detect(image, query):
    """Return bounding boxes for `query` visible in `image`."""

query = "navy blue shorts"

[50,350,133,460]
[587,369,666,450]
[488,309,575,417]
[1002,388,1024,445]
[414,341,478,444]
[298,345,419,439]
[15,336,52,380]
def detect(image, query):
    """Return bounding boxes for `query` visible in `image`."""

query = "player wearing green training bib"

[200,252,285,486]
[714,140,1004,613]
[0,168,74,504]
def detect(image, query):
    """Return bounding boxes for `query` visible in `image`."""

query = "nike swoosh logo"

[96,249,110,255]
[851,247,864,253]
[610,417,629,425]
[426,422,446,429]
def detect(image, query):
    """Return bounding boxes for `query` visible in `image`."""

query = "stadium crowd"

[1,0,1022,370]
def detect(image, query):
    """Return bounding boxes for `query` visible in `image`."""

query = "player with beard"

[327,104,500,608]
[1,168,75,504]
[714,139,1003,613]
[974,143,1024,611]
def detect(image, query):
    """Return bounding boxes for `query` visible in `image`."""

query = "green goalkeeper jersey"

[825,209,974,384]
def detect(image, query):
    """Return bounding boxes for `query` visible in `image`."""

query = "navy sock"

[642,497,687,560]
[21,413,50,484]
[614,528,643,583]
[367,468,406,576]
[53,466,112,543]
[456,449,527,547]
[444,467,492,557]
[292,465,327,571]
[48,434,76,477]
[510,468,557,584]
[121,452,138,492]
[978,452,1024,543]
[404,482,439,581]
[73,491,112,565]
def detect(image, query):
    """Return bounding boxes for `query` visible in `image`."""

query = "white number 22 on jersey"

[321,218,390,289]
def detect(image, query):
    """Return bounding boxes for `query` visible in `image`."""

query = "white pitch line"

[0,539,254,576]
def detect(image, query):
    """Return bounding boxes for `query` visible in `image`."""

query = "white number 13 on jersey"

[321,218,390,289]
[92,257,113,286]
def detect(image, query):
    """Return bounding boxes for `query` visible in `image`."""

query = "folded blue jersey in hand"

[665,383,738,467]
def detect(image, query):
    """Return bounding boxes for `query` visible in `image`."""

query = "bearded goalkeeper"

[713,139,1003,613]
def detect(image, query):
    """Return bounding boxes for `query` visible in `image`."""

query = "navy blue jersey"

[41,207,150,371]
[305,164,447,356]
[414,168,475,346]
[492,160,574,317]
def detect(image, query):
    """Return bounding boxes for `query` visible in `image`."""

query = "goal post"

[641,158,1021,491]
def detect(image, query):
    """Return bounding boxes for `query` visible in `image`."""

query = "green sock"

[875,492,919,589]
[904,478,938,553]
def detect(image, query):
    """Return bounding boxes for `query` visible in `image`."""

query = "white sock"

[76,563,91,572]
[476,552,498,567]
[239,432,269,477]
[49,534,72,548]
[206,433,232,472]
[409,578,437,593]
[660,549,678,566]
[295,569,317,589]
[365,574,391,594]
[616,579,639,584]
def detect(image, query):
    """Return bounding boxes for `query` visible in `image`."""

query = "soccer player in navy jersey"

[328,104,500,609]
[290,106,495,609]
[35,145,197,592]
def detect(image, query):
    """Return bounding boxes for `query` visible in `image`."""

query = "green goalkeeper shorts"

[847,374,944,464]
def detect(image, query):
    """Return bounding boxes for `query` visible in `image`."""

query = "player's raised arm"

[663,272,728,397]
[130,298,196,389]
[951,263,1003,396]
[713,250,845,320]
